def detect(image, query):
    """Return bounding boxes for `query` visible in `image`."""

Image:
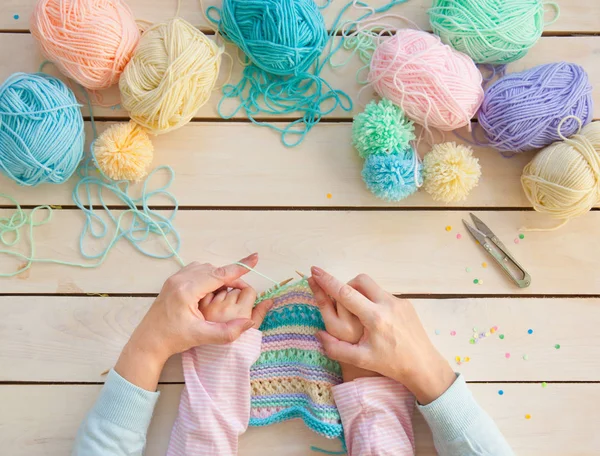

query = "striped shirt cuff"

[94,369,160,434]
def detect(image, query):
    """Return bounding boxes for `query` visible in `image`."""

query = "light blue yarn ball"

[362,149,422,202]
[215,0,327,76]
[0,73,84,186]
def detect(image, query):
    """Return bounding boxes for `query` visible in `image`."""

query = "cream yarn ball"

[423,142,481,203]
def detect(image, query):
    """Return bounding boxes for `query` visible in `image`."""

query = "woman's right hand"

[310,266,456,405]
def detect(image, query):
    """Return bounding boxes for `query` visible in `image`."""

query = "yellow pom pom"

[423,142,481,203]
[93,122,154,181]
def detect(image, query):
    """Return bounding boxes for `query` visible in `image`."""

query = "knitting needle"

[258,278,293,298]
[296,270,307,278]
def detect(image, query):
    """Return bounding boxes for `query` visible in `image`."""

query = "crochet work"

[249,279,344,440]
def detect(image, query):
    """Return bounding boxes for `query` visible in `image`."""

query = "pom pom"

[352,99,415,158]
[31,0,139,91]
[479,62,593,153]
[369,29,483,131]
[429,0,549,65]
[362,151,421,202]
[93,122,154,182]
[423,142,481,203]
[119,18,222,135]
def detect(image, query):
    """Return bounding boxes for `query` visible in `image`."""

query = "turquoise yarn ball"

[0,73,84,186]
[352,99,415,159]
[215,0,327,75]
[362,150,422,202]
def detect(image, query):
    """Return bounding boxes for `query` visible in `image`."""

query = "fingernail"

[311,266,324,277]
[242,252,258,262]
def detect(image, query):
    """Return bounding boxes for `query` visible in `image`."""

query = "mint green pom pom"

[352,99,415,159]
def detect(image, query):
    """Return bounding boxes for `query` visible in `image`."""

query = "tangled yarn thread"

[0,73,84,186]
[368,29,484,132]
[31,0,140,91]
[521,119,600,227]
[120,18,223,136]
[479,62,593,154]
[428,0,559,65]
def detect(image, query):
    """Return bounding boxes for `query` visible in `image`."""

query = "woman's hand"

[307,276,380,382]
[310,266,455,405]
[114,254,272,391]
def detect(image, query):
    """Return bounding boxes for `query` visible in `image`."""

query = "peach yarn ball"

[31,0,140,91]
[368,29,484,131]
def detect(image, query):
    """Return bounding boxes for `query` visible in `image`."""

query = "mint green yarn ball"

[428,0,550,65]
[352,99,415,159]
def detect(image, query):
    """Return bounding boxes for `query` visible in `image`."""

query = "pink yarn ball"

[368,29,484,131]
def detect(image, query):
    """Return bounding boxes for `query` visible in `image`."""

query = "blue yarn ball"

[0,73,84,186]
[362,150,422,202]
[215,0,327,76]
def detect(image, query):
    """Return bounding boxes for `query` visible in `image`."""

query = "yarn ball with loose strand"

[479,62,593,154]
[362,150,422,202]
[31,0,140,91]
[521,120,600,223]
[93,122,154,182]
[368,29,484,131]
[428,0,552,65]
[119,18,222,135]
[214,0,327,76]
[352,99,415,159]
[423,142,481,203]
[0,73,84,186]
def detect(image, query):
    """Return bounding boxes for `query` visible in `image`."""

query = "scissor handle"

[484,237,532,288]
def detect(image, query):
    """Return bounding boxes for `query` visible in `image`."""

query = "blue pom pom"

[362,151,421,202]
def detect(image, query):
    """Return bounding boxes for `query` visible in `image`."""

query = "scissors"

[463,213,532,288]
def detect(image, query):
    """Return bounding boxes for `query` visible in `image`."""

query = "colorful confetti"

[523,354,529,361]
[482,262,488,268]
[450,330,457,336]
[473,279,479,284]
[499,334,505,340]
[445,225,452,232]
[14,14,20,20]
[326,193,332,199]
[456,233,462,240]
[478,279,484,285]
[505,353,511,359]
[525,414,531,420]
[498,390,504,396]
[464,357,470,362]
[519,234,525,240]
[490,327,496,334]
[528,329,534,334]
[514,238,520,244]
[465,267,472,273]
[469,338,476,344]
[555,344,561,350]
[541,382,547,388]
[435,329,441,335]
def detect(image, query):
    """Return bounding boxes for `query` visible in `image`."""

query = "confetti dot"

[13,14,19,20]
[434,329,441,335]
[519,234,525,240]
[525,414,531,420]
[514,238,520,244]
[479,332,486,338]
[472,327,478,332]
[498,390,504,396]
[528,329,534,334]
[493,325,499,331]
[490,327,496,334]
[505,352,511,359]
[478,279,484,285]
[499,334,505,340]
[464,357,470,362]
[541,382,547,388]
[473,279,479,284]
[326,193,332,199]
[465,267,472,273]
[555,344,561,350]
[456,233,462,240]
[455,356,461,363]
[482,262,488,268]
[445,225,452,232]
[485,331,491,337]
[469,338,475,344]
[523,354,529,361]
[450,330,456,336]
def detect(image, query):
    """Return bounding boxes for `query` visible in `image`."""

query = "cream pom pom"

[93,122,154,182]
[423,142,481,203]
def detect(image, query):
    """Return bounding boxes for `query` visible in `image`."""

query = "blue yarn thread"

[0,73,84,186]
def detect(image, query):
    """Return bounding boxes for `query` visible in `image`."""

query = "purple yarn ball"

[479,62,593,153]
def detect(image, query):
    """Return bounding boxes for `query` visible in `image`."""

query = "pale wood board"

[0,122,535,208]
[1,383,599,455]
[1,0,592,32]
[1,296,597,382]
[0,209,599,295]
[1,34,599,120]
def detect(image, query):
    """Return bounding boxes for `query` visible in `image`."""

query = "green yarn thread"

[352,99,415,158]
[428,0,560,65]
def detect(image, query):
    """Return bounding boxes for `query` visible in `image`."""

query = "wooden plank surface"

[1,0,593,33]
[0,209,598,295]
[0,122,534,208]
[1,296,596,382]
[2,383,598,455]
[1,34,599,120]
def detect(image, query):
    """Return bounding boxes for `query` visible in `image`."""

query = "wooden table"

[1,1,599,454]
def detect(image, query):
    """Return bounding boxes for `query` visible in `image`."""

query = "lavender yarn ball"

[479,62,593,153]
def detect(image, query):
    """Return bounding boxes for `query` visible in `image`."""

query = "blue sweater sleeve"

[417,374,515,456]
[71,369,160,456]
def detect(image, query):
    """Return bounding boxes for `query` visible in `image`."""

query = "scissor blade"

[469,213,495,238]
[462,220,487,245]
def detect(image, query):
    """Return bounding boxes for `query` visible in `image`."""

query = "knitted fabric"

[249,279,344,440]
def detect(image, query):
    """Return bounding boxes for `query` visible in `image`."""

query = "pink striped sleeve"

[166,329,262,456]
[332,377,416,456]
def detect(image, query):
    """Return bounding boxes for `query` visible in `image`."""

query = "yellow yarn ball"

[119,18,222,135]
[521,121,600,221]
[93,122,154,181]
[423,142,481,203]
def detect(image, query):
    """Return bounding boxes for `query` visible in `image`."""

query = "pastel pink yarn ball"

[368,29,484,131]
[31,0,140,91]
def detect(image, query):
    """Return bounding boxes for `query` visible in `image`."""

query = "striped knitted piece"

[249,279,344,440]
